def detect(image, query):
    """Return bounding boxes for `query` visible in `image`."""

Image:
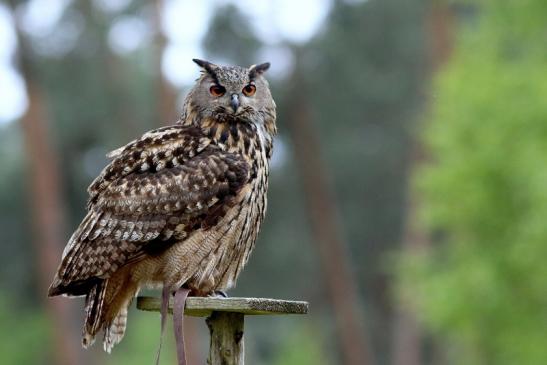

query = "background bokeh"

[0,0,546,364]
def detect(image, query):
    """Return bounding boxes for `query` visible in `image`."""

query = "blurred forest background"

[0,0,546,364]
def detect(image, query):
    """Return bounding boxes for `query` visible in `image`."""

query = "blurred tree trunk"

[286,64,376,365]
[391,145,429,365]
[153,0,178,125]
[8,2,86,364]
[20,82,83,365]
[391,4,454,365]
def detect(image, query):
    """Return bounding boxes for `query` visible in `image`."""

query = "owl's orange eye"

[242,84,256,96]
[209,85,226,97]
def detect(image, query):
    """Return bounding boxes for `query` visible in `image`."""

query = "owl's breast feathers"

[48,124,255,297]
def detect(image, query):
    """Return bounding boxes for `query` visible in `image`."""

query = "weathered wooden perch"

[137,296,309,365]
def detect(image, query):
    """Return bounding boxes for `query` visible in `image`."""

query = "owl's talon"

[211,290,228,298]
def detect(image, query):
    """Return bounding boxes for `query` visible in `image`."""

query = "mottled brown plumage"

[48,60,276,352]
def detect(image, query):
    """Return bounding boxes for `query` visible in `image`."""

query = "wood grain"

[206,312,245,365]
[137,296,309,317]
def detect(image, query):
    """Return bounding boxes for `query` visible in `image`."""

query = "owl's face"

[188,59,274,123]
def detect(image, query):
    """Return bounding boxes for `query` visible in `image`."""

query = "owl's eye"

[242,84,256,97]
[209,85,226,97]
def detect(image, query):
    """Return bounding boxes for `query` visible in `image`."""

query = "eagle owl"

[48,59,276,352]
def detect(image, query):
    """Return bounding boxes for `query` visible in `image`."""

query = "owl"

[48,59,276,352]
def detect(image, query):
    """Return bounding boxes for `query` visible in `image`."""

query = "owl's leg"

[155,286,171,365]
[155,286,191,365]
[173,287,191,365]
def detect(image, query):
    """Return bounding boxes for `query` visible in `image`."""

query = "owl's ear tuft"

[192,59,217,69]
[193,59,220,83]
[193,58,220,72]
[249,62,270,79]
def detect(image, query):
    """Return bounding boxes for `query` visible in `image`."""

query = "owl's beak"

[230,94,240,113]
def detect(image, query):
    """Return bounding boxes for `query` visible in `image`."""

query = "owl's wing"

[49,126,249,296]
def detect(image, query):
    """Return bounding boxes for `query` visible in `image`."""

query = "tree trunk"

[206,312,245,365]
[20,82,83,365]
[8,2,86,363]
[391,164,428,365]
[286,66,376,365]
[391,4,454,365]
[153,0,178,125]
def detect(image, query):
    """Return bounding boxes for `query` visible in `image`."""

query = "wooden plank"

[137,296,309,317]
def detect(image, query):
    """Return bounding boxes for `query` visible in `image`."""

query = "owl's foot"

[211,290,228,298]
[185,286,227,297]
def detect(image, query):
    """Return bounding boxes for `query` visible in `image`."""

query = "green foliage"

[103,309,177,365]
[0,293,49,365]
[272,326,330,365]
[398,1,547,364]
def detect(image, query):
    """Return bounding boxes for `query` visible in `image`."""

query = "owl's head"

[185,59,274,123]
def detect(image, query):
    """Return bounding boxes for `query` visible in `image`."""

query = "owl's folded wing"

[49,128,249,296]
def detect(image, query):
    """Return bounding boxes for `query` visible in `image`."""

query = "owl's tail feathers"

[104,306,128,353]
[47,280,63,297]
[47,273,71,297]
[82,280,108,349]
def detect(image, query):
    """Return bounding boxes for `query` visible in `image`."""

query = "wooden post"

[137,296,309,365]
[206,312,244,365]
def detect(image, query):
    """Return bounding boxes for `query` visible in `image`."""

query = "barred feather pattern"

[48,62,276,351]
[104,306,128,353]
